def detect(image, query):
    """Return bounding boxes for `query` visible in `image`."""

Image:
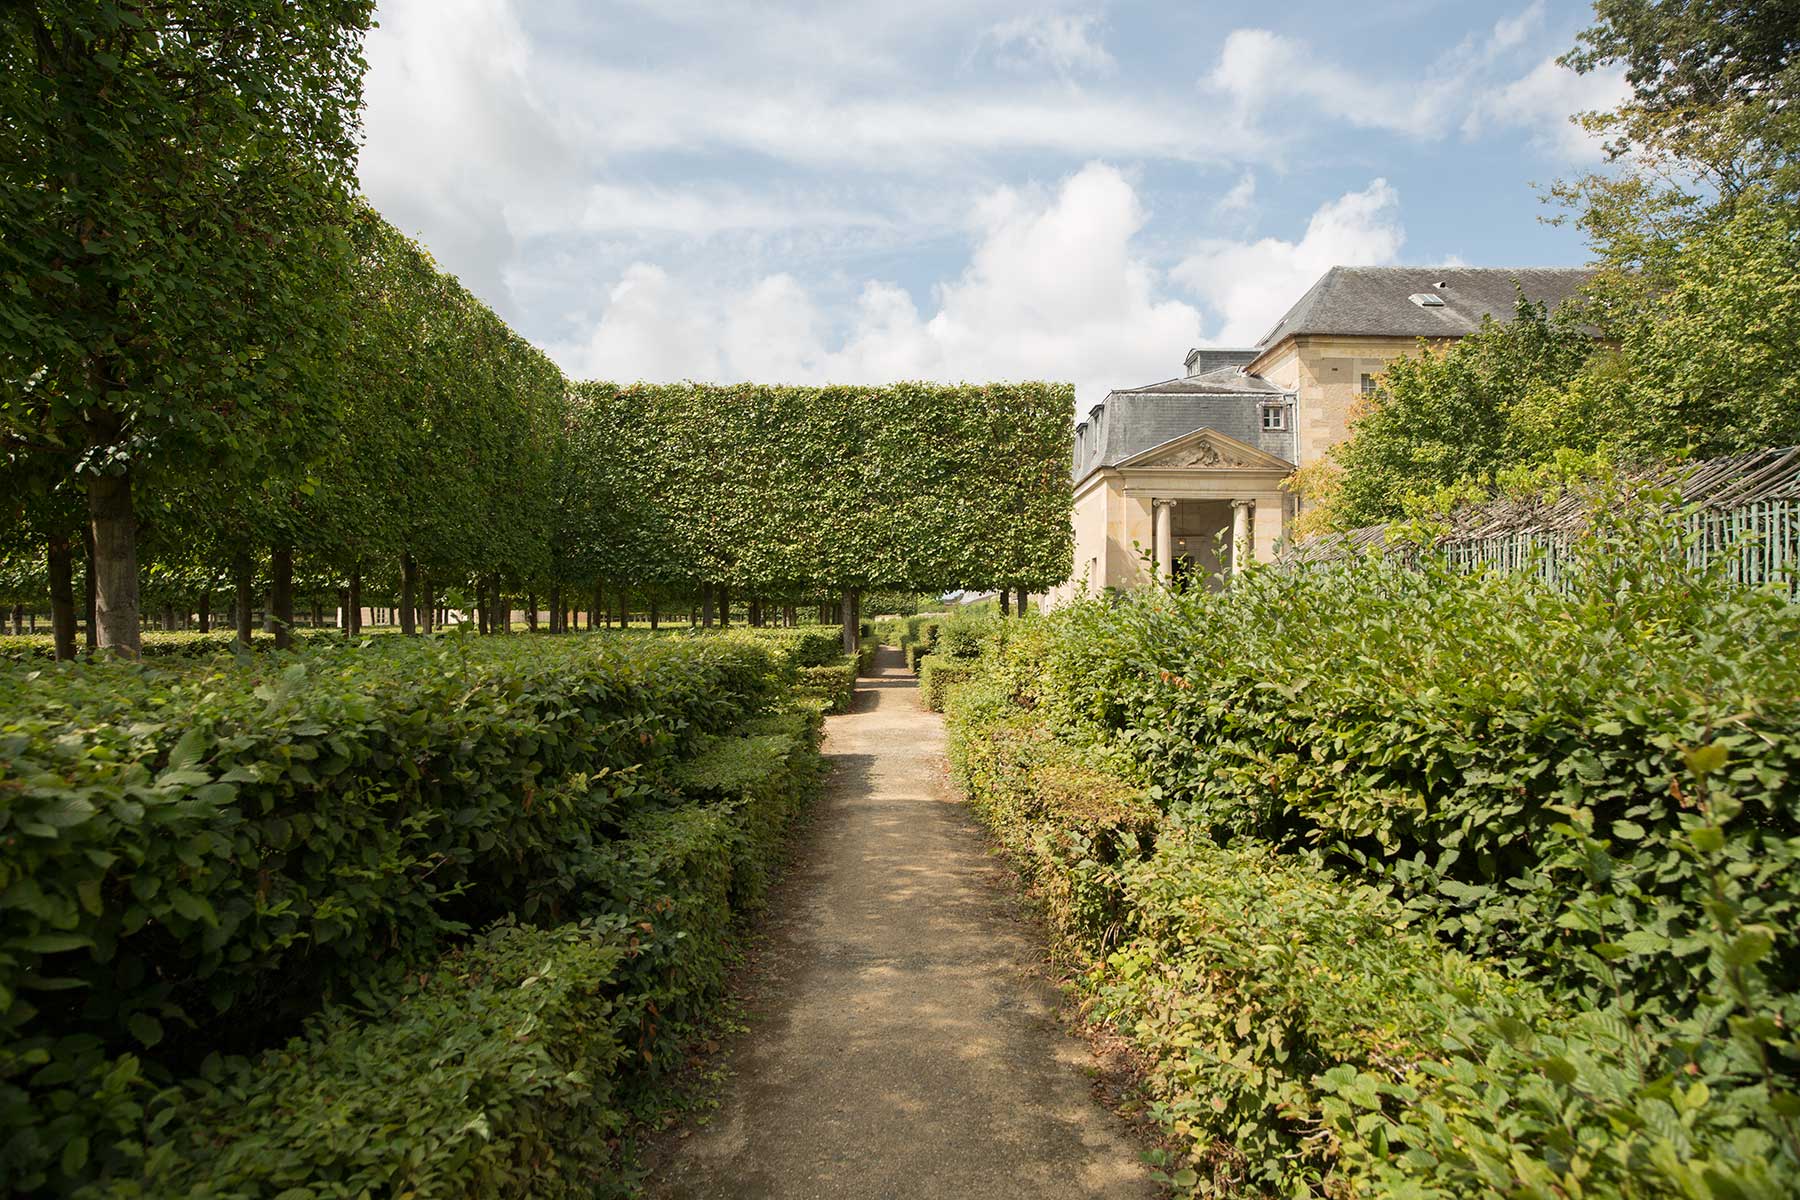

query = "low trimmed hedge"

[944,519,1800,1196]
[0,634,793,1194]
[133,920,633,1199]
[795,659,856,714]
[918,656,978,712]
[0,627,377,662]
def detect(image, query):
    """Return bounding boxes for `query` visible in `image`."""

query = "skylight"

[1408,293,1446,308]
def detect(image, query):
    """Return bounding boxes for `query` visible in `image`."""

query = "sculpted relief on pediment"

[1142,439,1252,470]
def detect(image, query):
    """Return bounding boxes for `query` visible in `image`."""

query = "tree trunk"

[196,591,211,634]
[9,603,20,635]
[595,580,607,629]
[46,533,76,661]
[526,592,537,632]
[1016,587,1028,617]
[549,586,562,633]
[308,595,322,631]
[401,555,418,635]
[421,575,435,635]
[649,599,659,630]
[719,584,730,628]
[270,546,294,650]
[234,554,255,647]
[841,589,860,655]
[702,587,715,628]
[86,470,140,658]
[348,572,362,637]
[999,588,1011,617]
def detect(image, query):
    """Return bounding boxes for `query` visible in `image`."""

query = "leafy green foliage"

[135,920,633,1199]
[795,660,857,714]
[1311,297,1600,528]
[0,633,798,1190]
[1564,0,1800,201]
[566,382,1073,599]
[917,657,978,712]
[942,499,1800,1195]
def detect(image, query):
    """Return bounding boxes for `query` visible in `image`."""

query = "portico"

[1053,426,1295,602]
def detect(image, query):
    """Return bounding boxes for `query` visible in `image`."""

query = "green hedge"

[0,634,791,1193]
[795,659,856,714]
[0,627,378,662]
[1043,513,1800,1016]
[106,712,826,1199]
[944,505,1800,1196]
[917,657,978,712]
[132,920,633,1199]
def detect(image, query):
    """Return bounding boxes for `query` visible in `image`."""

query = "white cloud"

[1172,179,1406,344]
[1206,4,1587,149]
[544,65,1260,170]
[360,0,571,314]
[1212,170,1258,223]
[1465,57,1632,162]
[1208,29,1450,138]
[983,13,1116,78]
[560,163,1203,406]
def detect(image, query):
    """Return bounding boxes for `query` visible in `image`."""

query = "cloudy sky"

[358,0,1626,407]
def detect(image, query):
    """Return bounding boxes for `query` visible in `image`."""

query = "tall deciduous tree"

[0,2,373,656]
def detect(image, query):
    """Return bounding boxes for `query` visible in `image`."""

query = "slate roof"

[1117,365,1286,397]
[1075,383,1295,484]
[1255,266,1594,348]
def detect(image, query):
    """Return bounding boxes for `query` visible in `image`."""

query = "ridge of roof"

[1254,265,1595,349]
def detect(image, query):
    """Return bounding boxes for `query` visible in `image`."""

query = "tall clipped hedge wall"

[941,507,1800,1197]
[564,382,1074,600]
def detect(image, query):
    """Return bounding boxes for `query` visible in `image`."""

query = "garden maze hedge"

[942,516,1800,1198]
[0,630,827,1197]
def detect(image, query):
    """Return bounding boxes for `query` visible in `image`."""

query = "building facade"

[1044,265,1592,607]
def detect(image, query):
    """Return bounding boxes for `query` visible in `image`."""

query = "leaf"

[127,1012,164,1047]
[1683,743,1728,777]
[1721,927,1773,969]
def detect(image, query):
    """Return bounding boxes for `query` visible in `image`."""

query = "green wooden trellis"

[1282,447,1800,596]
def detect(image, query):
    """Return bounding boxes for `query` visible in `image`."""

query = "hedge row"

[1040,513,1800,1018]
[108,706,825,1198]
[0,627,378,662]
[941,508,1800,1196]
[946,654,1799,1197]
[917,657,977,712]
[0,633,810,1194]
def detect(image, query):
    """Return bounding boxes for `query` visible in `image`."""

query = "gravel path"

[647,646,1156,1199]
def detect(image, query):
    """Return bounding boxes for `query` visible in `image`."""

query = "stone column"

[1231,500,1254,576]
[1154,499,1174,582]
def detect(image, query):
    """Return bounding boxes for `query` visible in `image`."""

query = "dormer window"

[1260,403,1286,431]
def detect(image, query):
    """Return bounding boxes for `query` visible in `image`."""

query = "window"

[1360,373,1379,395]
[1260,403,1286,431]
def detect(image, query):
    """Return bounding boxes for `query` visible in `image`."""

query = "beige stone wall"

[1251,335,1450,468]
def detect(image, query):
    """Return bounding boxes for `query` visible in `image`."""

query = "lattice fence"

[1283,447,1800,594]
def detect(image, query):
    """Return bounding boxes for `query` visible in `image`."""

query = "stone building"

[1043,265,1592,606]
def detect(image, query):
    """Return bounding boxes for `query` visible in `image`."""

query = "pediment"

[1116,427,1293,472]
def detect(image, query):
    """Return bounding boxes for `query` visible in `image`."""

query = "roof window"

[1408,293,1446,307]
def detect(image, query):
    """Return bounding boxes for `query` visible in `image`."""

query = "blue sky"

[358,0,1625,406]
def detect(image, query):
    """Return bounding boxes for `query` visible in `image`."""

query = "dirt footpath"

[646,646,1156,1200]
